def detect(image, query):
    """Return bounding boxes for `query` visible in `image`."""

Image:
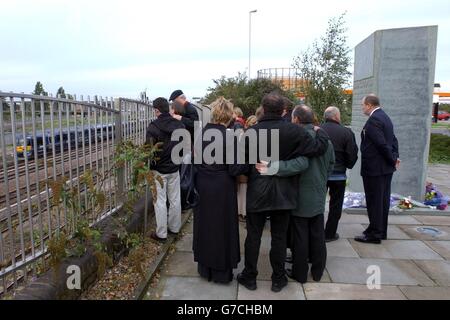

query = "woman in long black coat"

[193,97,248,284]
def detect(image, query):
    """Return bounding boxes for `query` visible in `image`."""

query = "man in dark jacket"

[321,106,358,242]
[145,97,185,242]
[237,93,330,293]
[355,95,399,244]
[169,89,199,145]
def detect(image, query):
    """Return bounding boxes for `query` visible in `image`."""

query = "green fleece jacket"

[270,124,335,218]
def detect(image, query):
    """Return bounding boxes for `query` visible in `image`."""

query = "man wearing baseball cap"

[169,89,199,144]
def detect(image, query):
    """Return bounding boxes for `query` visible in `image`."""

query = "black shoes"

[168,230,179,236]
[271,281,288,293]
[325,233,340,243]
[354,234,381,244]
[150,232,167,243]
[237,273,257,291]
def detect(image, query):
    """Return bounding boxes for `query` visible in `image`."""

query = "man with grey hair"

[320,106,358,242]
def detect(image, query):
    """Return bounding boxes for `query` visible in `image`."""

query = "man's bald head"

[324,106,341,123]
[292,105,314,124]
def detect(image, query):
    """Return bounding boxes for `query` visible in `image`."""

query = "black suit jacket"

[360,108,399,177]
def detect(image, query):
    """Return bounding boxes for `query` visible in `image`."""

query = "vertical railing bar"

[113,98,123,207]
[86,96,95,222]
[57,97,67,231]
[99,97,105,221]
[105,98,112,217]
[72,96,81,231]
[20,97,34,284]
[31,99,44,270]
[87,96,93,175]
[93,98,99,193]
[40,100,51,242]
[49,99,61,235]
[0,98,5,291]
[80,97,88,222]
[0,98,17,292]
[65,99,73,234]
[9,97,25,288]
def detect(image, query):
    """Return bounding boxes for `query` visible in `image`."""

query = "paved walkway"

[146,210,450,300]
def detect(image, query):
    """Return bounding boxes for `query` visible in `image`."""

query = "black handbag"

[180,161,199,210]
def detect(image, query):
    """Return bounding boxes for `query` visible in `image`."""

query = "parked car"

[437,111,450,121]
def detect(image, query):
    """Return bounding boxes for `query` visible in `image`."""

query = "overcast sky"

[0,0,449,100]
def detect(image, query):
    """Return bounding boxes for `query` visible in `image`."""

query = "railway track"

[0,141,115,205]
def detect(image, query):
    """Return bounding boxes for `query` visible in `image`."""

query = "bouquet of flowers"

[398,198,413,209]
[424,182,448,210]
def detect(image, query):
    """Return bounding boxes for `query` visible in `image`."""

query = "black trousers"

[325,180,347,239]
[243,210,290,283]
[362,174,393,239]
[291,215,327,283]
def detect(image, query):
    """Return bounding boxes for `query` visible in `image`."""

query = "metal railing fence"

[0,92,155,296]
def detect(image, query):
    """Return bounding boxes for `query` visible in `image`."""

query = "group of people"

[145,89,399,293]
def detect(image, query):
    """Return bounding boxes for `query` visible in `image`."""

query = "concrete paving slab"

[399,286,450,300]
[349,239,444,260]
[413,215,450,226]
[163,251,198,277]
[175,233,193,252]
[339,213,370,224]
[361,225,411,240]
[237,280,305,300]
[424,241,450,260]
[325,256,435,286]
[158,276,237,300]
[303,283,406,300]
[387,215,422,225]
[413,260,450,286]
[399,225,450,241]
[182,219,193,234]
[336,223,366,239]
[326,239,360,258]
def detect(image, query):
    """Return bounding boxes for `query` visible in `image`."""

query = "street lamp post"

[248,9,257,79]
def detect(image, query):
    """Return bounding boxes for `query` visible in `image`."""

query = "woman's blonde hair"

[210,96,234,126]
[245,115,257,128]
[233,107,243,118]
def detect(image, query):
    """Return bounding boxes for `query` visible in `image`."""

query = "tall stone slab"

[349,26,438,201]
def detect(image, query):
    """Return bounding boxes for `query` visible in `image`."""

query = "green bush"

[202,73,297,117]
[429,133,450,164]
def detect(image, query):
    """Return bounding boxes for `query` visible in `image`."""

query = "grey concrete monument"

[349,26,438,201]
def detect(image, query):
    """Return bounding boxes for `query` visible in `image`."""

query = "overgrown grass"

[429,133,450,164]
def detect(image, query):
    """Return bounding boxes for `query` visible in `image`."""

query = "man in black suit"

[355,95,400,244]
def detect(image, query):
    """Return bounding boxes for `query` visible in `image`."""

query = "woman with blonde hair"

[193,97,248,284]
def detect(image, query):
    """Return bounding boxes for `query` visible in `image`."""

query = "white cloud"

[0,0,449,96]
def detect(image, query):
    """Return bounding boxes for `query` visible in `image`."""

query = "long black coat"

[193,123,248,271]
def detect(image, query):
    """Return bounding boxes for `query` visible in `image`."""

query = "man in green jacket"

[256,105,335,283]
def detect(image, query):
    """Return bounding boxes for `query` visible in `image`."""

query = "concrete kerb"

[345,208,450,217]
[132,211,192,300]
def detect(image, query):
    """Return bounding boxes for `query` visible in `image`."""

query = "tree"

[33,81,48,96]
[56,86,66,99]
[292,13,352,124]
[202,73,297,117]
